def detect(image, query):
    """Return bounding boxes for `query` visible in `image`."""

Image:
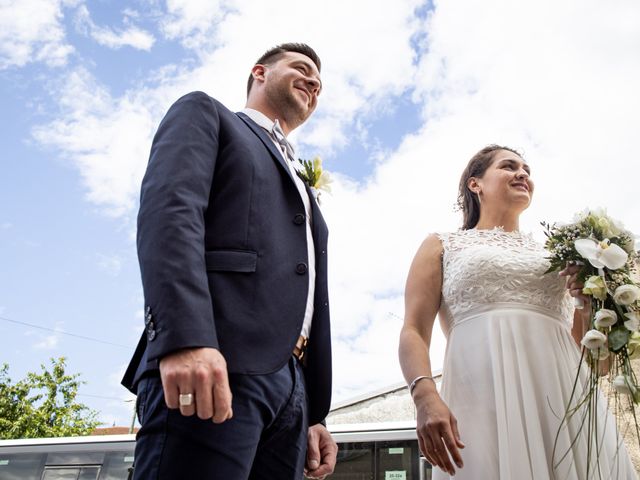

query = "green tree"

[0,357,100,439]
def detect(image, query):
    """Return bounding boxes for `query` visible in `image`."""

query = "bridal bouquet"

[542,209,640,471]
[296,156,332,203]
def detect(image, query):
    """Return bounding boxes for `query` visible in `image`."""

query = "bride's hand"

[414,387,465,475]
[559,263,590,305]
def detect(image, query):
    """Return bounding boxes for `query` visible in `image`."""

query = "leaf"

[608,326,630,352]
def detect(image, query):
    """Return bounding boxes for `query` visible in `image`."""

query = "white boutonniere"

[296,156,332,204]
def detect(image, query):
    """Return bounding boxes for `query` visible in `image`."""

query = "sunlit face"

[469,150,534,211]
[261,52,322,126]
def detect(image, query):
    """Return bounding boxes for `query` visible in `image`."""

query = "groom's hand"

[305,423,338,479]
[159,347,233,423]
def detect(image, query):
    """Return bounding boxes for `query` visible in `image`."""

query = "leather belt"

[293,335,308,362]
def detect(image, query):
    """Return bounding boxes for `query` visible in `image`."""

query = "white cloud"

[160,0,226,49]
[409,0,640,234]
[90,24,155,51]
[108,365,136,400]
[75,5,155,51]
[200,0,425,154]
[34,0,425,217]
[97,253,123,276]
[85,366,138,428]
[33,334,60,349]
[325,0,640,399]
[0,0,75,69]
[33,66,161,218]
[32,0,640,410]
[27,322,64,350]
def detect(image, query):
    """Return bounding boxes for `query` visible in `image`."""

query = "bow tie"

[271,120,295,161]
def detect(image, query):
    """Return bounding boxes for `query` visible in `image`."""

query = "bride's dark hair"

[457,144,523,230]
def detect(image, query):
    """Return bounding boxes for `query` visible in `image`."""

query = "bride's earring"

[471,186,482,203]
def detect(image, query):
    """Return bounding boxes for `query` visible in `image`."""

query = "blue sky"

[2,0,640,428]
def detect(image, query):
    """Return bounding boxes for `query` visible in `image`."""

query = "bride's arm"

[399,234,464,476]
[560,264,592,346]
[570,306,591,346]
[561,266,609,373]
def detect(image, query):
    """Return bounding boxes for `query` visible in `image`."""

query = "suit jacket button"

[146,321,156,341]
[296,263,308,274]
[293,213,305,225]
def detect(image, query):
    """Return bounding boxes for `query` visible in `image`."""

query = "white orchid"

[594,309,618,328]
[613,284,640,306]
[574,238,628,270]
[580,329,608,350]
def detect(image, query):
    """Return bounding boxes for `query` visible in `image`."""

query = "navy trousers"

[132,357,309,480]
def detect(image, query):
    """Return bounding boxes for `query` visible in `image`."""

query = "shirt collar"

[242,108,277,132]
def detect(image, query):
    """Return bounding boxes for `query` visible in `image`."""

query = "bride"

[398,145,637,479]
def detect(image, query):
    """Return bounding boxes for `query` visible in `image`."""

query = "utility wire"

[77,393,135,401]
[0,315,134,350]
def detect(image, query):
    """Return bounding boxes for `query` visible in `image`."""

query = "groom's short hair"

[247,43,321,96]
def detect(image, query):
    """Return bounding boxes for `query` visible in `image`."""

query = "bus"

[0,421,432,479]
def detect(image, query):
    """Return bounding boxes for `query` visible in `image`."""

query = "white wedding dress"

[433,228,637,479]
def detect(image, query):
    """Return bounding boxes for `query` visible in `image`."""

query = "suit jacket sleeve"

[137,91,220,361]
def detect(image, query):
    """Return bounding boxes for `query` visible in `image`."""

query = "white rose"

[580,330,608,350]
[613,375,635,396]
[624,312,640,332]
[598,217,622,238]
[613,284,640,305]
[594,309,618,328]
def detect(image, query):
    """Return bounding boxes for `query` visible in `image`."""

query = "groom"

[122,43,337,479]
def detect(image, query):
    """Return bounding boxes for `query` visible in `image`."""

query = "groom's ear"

[251,64,266,84]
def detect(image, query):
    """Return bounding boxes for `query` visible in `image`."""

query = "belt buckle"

[293,335,308,362]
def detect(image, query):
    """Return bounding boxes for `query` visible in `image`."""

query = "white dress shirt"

[241,108,315,339]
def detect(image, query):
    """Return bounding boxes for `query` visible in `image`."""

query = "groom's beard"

[266,81,313,127]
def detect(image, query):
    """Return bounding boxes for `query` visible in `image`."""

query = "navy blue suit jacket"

[122,91,332,425]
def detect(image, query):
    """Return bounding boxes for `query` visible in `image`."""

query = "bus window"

[98,451,134,480]
[41,466,100,480]
[0,453,46,480]
[376,440,421,480]
[330,441,374,479]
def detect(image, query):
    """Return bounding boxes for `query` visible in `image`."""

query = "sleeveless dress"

[433,228,637,479]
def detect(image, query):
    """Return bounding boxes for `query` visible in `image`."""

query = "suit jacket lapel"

[237,112,297,185]
[237,112,327,243]
[305,184,328,242]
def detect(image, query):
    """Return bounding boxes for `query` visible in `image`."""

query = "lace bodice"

[438,228,574,334]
